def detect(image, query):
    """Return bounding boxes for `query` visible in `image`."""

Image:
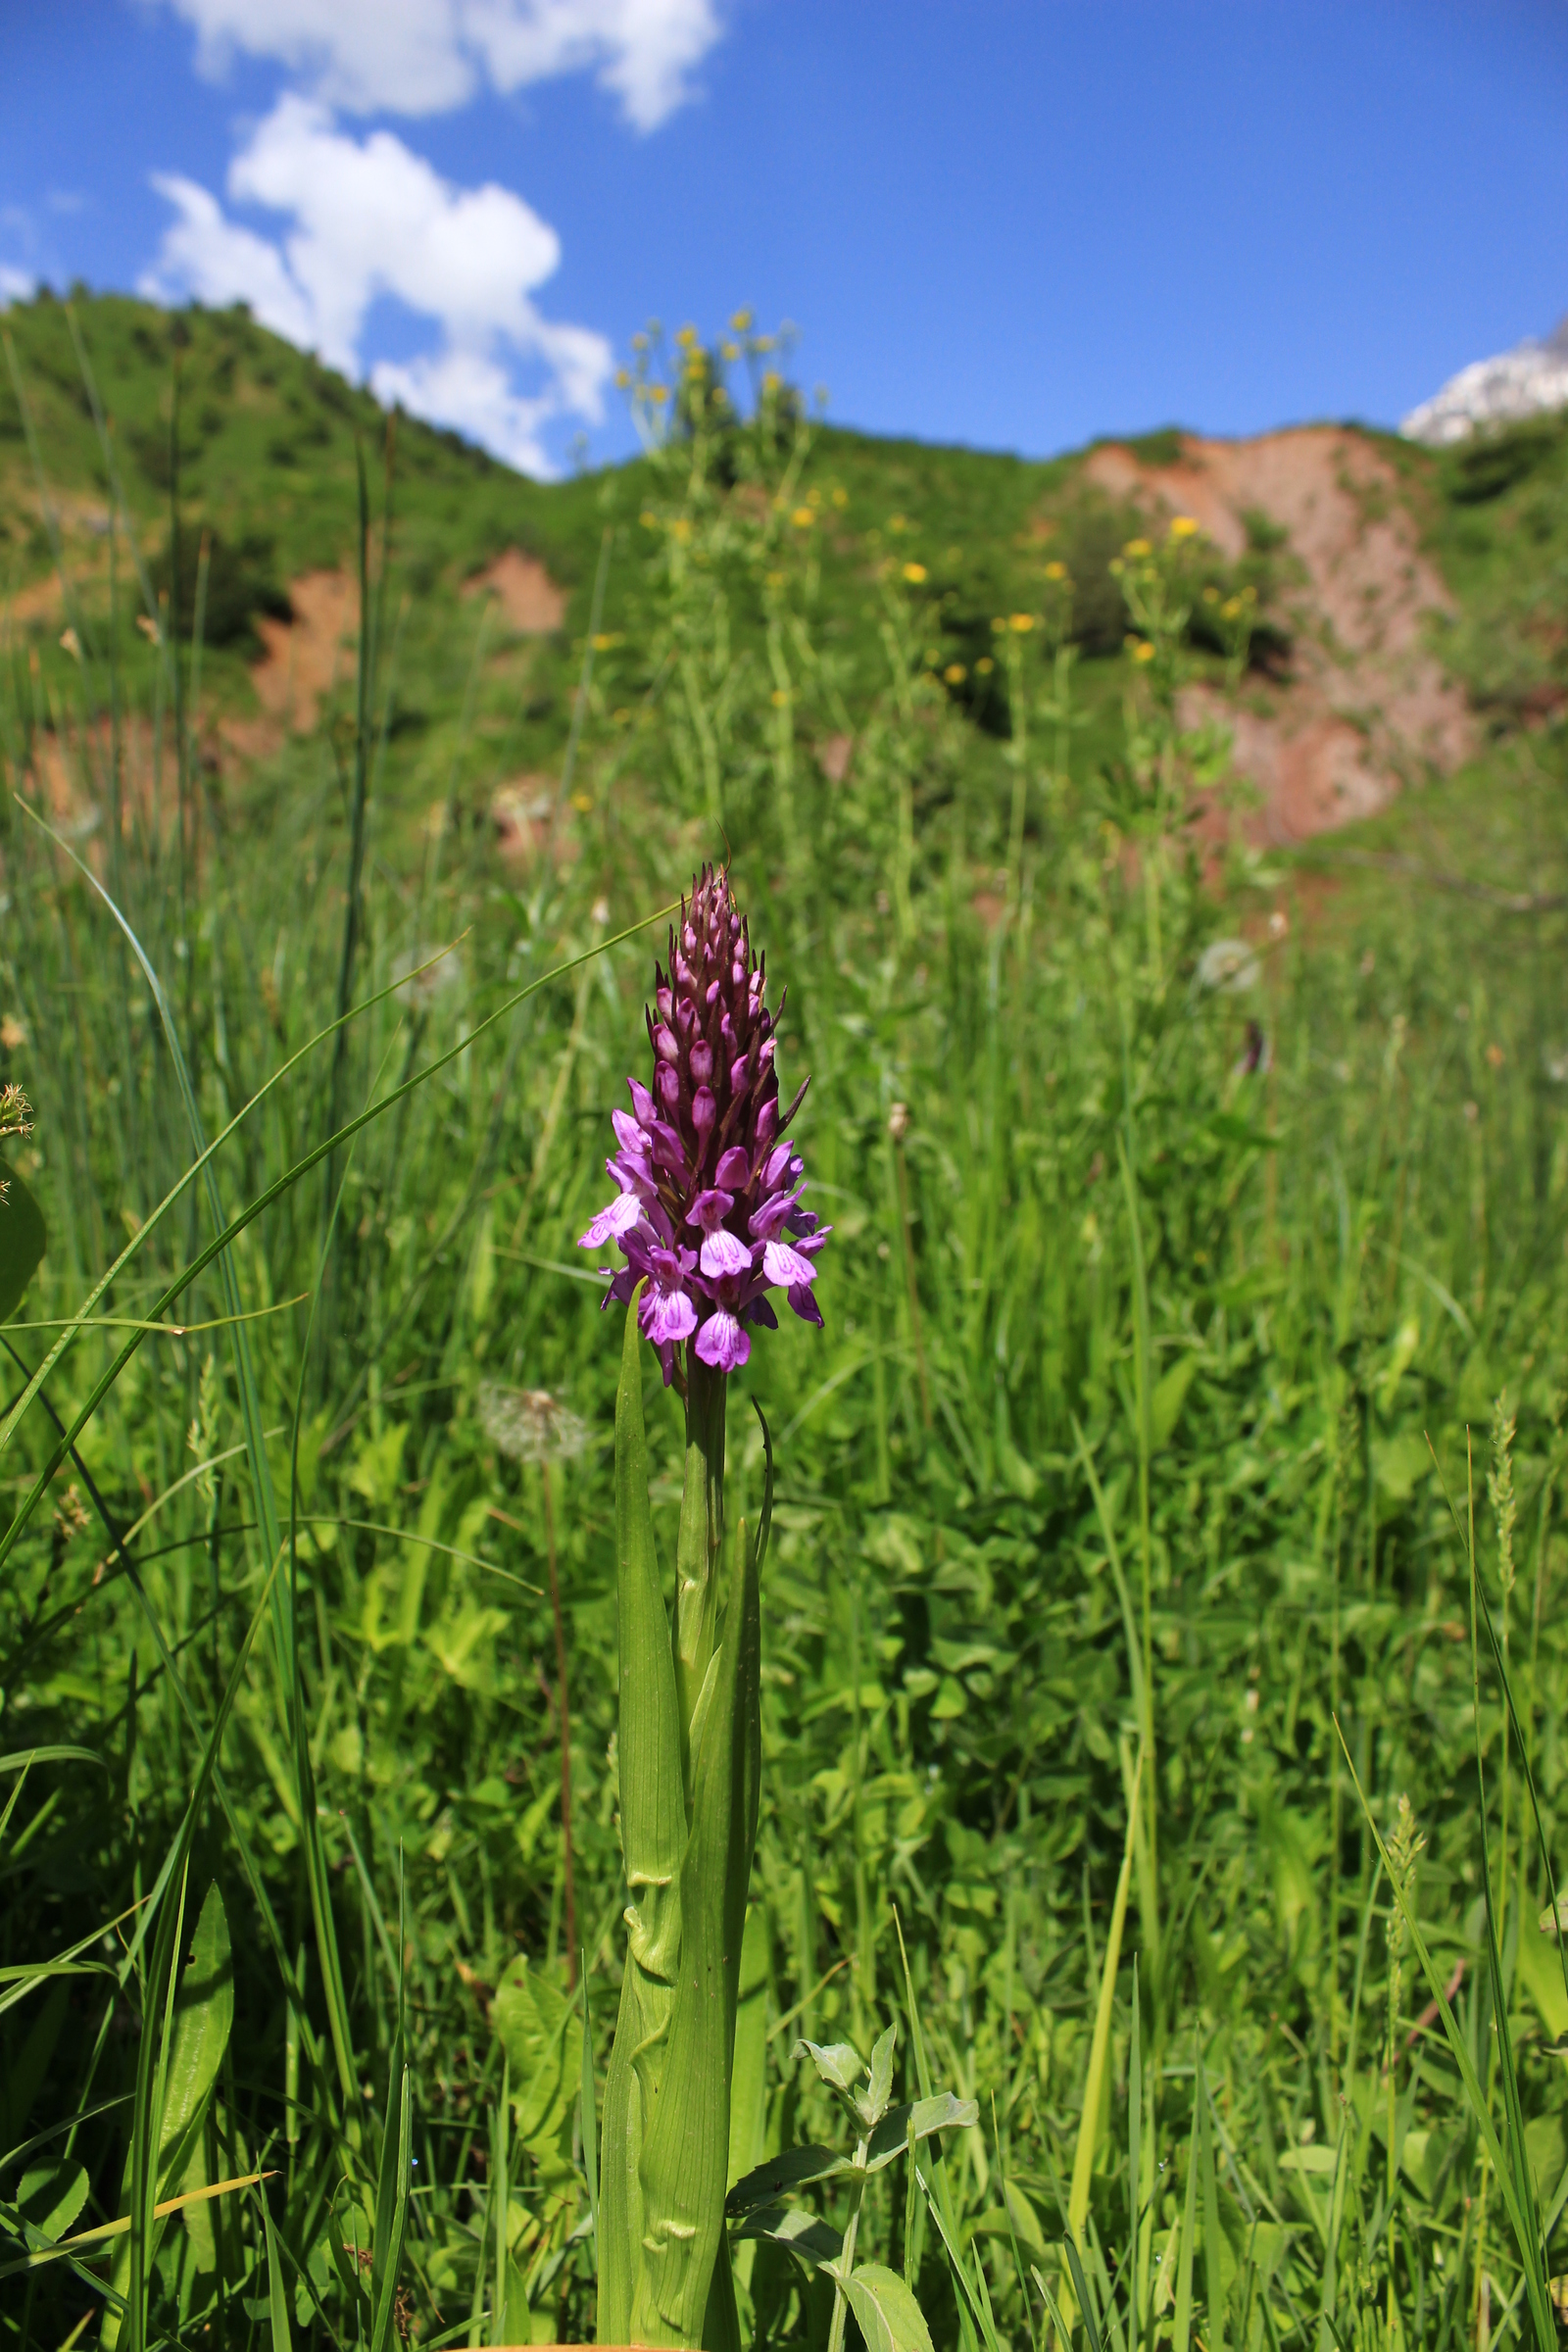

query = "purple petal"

[612,1107,647,1156]
[787,1282,824,1328]
[628,1077,658,1129]
[689,1188,734,1233]
[641,1284,698,1346]
[579,1192,644,1249]
[747,1296,779,1330]
[701,1228,753,1280]
[763,1143,793,1188]
[713,1146,751,1190]
[695,1309,751,1372]
[763,1239,817,1289]
[749,1184,805,1243]
[692,1086,716,1134]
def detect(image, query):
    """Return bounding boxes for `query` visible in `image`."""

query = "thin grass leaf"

[1336,1721,1557,2349]
[1069,1745,1144,2249]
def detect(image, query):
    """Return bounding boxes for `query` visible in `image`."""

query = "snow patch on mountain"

[1402,318,1568,446]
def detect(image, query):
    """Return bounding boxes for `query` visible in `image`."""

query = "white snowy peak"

[1401,317,1568,447]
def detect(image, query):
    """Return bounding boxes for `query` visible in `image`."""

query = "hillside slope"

[2,291,1564,862]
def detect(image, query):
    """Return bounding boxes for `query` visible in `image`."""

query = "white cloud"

[370,348,556,473]
[0,265,34,308]
[140,96,612,474]
[163,0,723,130]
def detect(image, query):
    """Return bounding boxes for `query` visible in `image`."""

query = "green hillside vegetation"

[0,291,1566,2351]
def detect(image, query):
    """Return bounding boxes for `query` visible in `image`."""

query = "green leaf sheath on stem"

[599,1296,686,2345]
[631,1456,760,2347]
[599,1298,765,2349]
[675,1354,727,1791]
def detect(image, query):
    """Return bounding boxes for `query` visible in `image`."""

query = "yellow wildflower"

[990,615,1006,633]
[650,385,668,405]
[771,688,789,708]
[762,369,782,393]
[1124,537,1152,560]
[676,324,697,348]
[614,368,630,389]
[1008,612,1034,633]
[731,308,753,332]
[571,792,593,812]
[765,569,785,588]
[831,486,848,507]
[792,507,814,528]
[721,341,739,362]
[1201,583,1219,603]
[640,509,657,528]
[671,517,692,543]
[1044,560,1067,581]
[944,662,967,684]
[903,562,928,584]
[1168,514,1200,540]
[976,656,995,675]
[1129,638,1154,663]
[1222,595,1242,619]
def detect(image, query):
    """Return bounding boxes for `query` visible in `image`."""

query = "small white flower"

[1197,938,1259,996]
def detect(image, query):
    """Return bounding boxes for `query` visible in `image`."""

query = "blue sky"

[2,0,1565,475]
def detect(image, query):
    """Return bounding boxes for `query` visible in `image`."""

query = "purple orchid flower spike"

[578,865,829,1382]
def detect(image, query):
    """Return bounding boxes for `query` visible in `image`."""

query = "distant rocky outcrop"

[1401,317,1568,446]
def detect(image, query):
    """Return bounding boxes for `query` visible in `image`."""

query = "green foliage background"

[0,293,1567,2349]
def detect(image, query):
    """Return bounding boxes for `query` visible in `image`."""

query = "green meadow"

[2,291,1568,2351]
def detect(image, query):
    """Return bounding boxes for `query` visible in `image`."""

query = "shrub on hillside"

[148,527,293,650]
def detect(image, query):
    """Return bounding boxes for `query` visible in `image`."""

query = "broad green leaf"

[794,2038,864,2095]
[103,1880,234,2345]
[726,2144,853,2220]
[1150,1353,1198,1452]
[732,2199,843,2274]
[845,2261,936,2352]
[859,2022,898,2128]
[0,1162,45,1325]
[865,2093,979,2174]
[12,2158,87,2249]
[158,1884,234,2184]
[494,1954,581,2174]
[599,1297,687,2347]
[727,1905,770,2194]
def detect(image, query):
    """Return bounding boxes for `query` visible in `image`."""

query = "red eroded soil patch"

[1083,429,1475,845]
[225,569,358,759]
[462,548,565,634]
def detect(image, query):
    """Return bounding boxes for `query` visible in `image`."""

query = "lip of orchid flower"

[577,865,829,1379]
